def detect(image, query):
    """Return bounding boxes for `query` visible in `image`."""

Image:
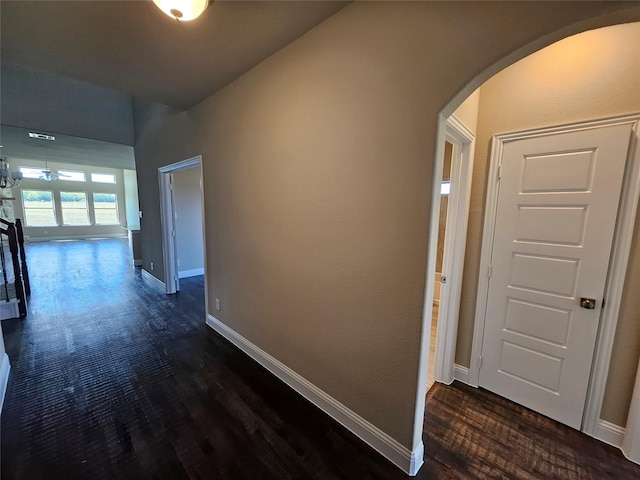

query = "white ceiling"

[0,0,349,110]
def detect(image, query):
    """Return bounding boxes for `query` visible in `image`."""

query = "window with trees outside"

[60,192,90,225]
[93,193,119,224]
[22,190,57,226]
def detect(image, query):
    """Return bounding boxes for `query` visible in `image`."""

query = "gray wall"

[132,99,188,281]
[173,167,204,276]
[133,1,640,450]
[1,64,134,145]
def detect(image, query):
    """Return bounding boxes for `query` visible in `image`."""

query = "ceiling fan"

[39,161,59,181]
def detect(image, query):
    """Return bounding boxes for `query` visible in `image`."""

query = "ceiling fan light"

[152,0,208,22]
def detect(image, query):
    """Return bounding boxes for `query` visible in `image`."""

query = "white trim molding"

[0,353,11,414]
[178,268,205,279]
[596,420,625,449]
[158,155,207,300]
[470,114,640,451]
[206,315,424,476]
[412,112,477,457]
[582,115,640,439]
[453,364,470,384]
[141,268,165,292]
[432,114,476,385]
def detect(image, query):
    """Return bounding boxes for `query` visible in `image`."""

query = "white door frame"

[469,114,640,457]
[411,113,475,458]
[432,115,476,384]
[158,156,207,303]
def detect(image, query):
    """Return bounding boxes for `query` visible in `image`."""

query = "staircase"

[0,218,30,320]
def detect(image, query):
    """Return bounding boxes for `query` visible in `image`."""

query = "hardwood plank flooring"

[2,238,638,479]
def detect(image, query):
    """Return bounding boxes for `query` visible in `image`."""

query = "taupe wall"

[173,167,204,275]
[452,88,480,134]
[134,1,640,449]
[1,64,134,145]
[456,22,640,427]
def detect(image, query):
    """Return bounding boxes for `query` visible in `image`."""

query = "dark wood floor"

[2,238,639,479]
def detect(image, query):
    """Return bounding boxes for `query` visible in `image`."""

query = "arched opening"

[425,17,640,472]
[418,20,640,475]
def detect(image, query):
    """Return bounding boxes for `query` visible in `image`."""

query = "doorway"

[427,141,453,391]
[425,115,475,390]
[158,156,207,298]
[417,24,640,466]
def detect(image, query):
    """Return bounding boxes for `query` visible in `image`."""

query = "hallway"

[1,239,639,479]
[0,239,405,479]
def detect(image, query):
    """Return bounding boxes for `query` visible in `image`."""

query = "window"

[19,167,45,179]
[58,170,86,182]
[22,190,56,226]
[60,192,90,225]
[93,193,118,224]
[91,173,116,184]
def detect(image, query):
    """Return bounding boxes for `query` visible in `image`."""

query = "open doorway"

[425,114,475,392]
[158,156,207,299]
[420,23,640,468]
[427,141,452,391]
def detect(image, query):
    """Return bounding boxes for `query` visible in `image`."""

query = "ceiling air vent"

[28,132,56,141]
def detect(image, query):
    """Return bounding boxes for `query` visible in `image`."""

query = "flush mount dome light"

[152,0,209,21]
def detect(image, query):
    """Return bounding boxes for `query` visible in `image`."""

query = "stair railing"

[0,218,27,317]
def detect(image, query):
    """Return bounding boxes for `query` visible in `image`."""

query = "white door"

[479,123,633,429]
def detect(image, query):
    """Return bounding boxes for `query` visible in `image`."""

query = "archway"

[415,15,640,476]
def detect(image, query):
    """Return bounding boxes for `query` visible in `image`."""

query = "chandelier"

[0,157,23,189]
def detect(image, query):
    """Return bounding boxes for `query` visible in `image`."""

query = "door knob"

[580,297,596,309]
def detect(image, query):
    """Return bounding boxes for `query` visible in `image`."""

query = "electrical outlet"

[150,262,154,271]
[215,299,220,311]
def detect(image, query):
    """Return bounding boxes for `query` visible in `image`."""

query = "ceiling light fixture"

[152,0,209,22]
[28,132,56,141]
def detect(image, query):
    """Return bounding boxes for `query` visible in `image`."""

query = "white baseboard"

[179,267,205,279]
[27,233,127,243]
[0,353,10,415]
[141,268,165,292]
[454,364,470,384]
[205,315,424,476]
[595,419,625,448]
